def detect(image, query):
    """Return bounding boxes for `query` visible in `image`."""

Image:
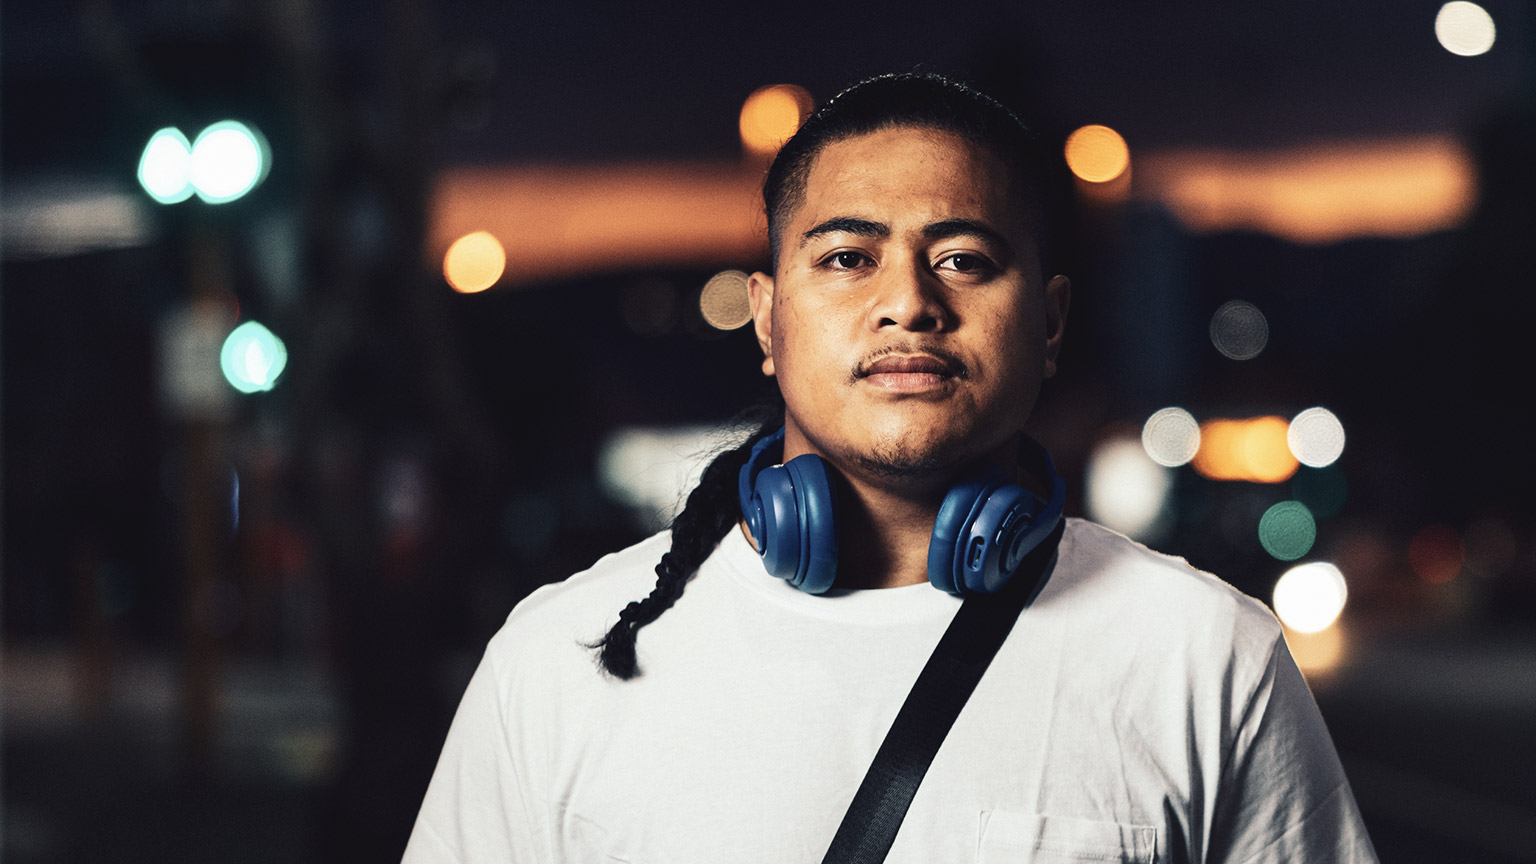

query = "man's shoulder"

[1057,517,1281,645]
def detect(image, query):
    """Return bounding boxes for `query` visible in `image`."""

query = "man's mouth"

[854,350,968,391]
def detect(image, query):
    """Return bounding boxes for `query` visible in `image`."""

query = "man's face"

[748,125,1069,487]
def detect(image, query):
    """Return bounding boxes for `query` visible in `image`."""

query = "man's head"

[747,73,1070,490]
[593,75,1071,675]
[763,73,1061,276]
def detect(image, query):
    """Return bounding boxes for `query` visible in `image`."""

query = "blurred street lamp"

[137,120,270,205]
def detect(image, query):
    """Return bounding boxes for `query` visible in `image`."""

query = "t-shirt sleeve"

[1207,634,1379,864]
[402,645,551,863]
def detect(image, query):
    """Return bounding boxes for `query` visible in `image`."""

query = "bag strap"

[819,518,1066,864]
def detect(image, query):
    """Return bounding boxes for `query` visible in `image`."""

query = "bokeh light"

[1273,561,1348,633]
[138,127,196,204]
[1086,435,1171,540]
[1191,416,1299,483]
[1287,406,1345,467]
[230,468,241,536]
[1144,136,1476,244]
[599,425,752,530]
[1436,2,1496,56]
[1064,125,1130,183]
[1284,622,1346,675]
[443,231,506,293]
[220,320,287,394]
[739,84,813,157]
[1409,524,1464,584]
[189,121,269,204]
[698,270,752,330]
[1141,407,1201,467]
[1209,300,1269,360]
[1259,501,1317,561]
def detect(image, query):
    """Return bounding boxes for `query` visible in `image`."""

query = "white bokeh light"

[1142,407,1201,467]
[137,128,195,204]
[598,425,752,530]
[1273,562,1349,633]
[699,270,753,330]
[1209,300,1269,360]
[190,121,268,204]
[1086,435,1172,540]
[220,320,287,394]
[1436,2,1496,56]
[1287,407,1346,467]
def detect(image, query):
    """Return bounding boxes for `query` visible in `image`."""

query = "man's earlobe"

[1042,274,1071,379]
[748,271,776,377]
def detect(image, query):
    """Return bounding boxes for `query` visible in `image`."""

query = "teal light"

[1258,501,1317,561]
[220,321,287,393]
[190,120,269,204]
[137,127,195,204]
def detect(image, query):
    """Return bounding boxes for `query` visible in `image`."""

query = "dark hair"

[592,72,1056,679]
[764,72,1062,275]
[592,397,783,679]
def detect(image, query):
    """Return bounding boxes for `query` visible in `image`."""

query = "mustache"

[850,345,970,383]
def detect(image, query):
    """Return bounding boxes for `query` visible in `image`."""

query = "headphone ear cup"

[752,455,839,593]
[928,477,1039,596]
[927,476,995,595]
[783,455,838,594]
[960,484,1034,595]
[751,464,803,586]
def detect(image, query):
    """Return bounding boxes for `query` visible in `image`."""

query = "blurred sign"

[159,299,233,420]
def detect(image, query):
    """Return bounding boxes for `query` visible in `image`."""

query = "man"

[404,73,1378,863]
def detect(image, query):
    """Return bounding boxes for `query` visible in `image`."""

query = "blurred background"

[3,0,1534,861]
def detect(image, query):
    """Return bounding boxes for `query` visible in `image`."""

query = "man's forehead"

[792,126,1022,233]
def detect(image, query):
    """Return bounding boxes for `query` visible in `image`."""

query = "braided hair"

[592,400,783,679]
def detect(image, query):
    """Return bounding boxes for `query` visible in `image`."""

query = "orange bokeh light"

[1409,524,1465,584]
[1283,623,1345,676]
[1065,124,1130,183]
[1191,416,1300,483]
[739,84,813,157]
[444,230,506,293]
[1137,136,1476,244]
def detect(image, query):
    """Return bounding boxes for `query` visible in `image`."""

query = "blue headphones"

[736,428,1066,596]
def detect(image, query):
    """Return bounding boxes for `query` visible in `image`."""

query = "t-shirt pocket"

[978,811,1158,864]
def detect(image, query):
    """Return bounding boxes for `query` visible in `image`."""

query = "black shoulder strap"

[819,518,1066,864]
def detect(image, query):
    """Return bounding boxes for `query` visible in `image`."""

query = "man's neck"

[820,434,1033,590]
[829,478,946,589]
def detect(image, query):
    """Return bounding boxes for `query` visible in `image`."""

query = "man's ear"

[1042,274,1071,379]
[748,270,776,377]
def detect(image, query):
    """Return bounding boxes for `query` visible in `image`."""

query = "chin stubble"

[851,442,956,481]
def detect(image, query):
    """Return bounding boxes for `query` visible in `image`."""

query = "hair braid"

[593,406,782,679]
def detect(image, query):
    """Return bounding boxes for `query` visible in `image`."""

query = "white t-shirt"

[404,518,1378,863]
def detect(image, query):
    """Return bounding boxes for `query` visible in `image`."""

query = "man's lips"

[856,352,967,378]
[854,352,967,392]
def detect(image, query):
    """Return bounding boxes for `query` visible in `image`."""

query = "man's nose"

[866,259,949,332]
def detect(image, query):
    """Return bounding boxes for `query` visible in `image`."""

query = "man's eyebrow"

[922,218,1011,250]
[799,217,889,248]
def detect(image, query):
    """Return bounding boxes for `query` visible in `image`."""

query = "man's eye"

[826,251,870,270]
[937,253,991,274]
